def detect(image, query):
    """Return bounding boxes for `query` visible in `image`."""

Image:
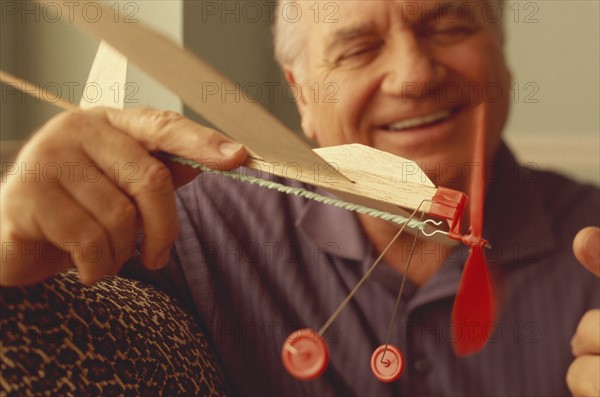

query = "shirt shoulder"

[526,167,599,241]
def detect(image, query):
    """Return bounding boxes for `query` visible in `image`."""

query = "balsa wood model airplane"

[2,0,495,383]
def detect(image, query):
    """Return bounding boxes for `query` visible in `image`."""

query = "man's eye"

[339,43,382,63]
[438,23,475,34]
[346,47,373,58]
[424,23,477,43]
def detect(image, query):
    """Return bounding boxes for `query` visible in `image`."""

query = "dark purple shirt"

[127,143,599,396]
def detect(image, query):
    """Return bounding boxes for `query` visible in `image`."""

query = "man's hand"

[567,227,600,397]
[1,108,247,286]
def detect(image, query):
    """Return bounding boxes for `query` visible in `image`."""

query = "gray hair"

[273,1,309,82]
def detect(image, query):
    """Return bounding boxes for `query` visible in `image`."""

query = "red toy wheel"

[282,328,329,381]
[370,344,404,382]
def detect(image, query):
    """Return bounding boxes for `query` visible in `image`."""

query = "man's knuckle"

[80,225,109,248]
[108,200,137,226]
[20,134,56,160]
[581,309,599,325]
[49,110,89,132]
[138,161,173,192]
[146,110,184,132]
[23,111,93,160]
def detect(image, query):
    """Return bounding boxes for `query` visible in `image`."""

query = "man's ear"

[284,67,316,141]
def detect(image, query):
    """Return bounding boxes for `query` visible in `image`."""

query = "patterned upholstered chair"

[0,271,230,396]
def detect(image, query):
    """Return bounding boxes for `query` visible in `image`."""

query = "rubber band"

[168,156,427,231]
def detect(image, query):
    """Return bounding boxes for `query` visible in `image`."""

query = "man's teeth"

[386,110,451,131]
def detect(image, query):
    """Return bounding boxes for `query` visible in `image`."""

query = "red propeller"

[450,103,495,356]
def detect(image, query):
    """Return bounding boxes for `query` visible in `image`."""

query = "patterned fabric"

[0,270,230,396]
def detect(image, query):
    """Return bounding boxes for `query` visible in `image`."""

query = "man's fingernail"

[219,142,243,157]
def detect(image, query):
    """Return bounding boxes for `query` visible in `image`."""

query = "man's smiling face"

[287,0,511,192]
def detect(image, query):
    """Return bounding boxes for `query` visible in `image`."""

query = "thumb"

[101,107,248,170]
[100,107,248,189]
[573,226,600,278]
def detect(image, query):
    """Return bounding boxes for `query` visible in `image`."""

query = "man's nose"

[380,32,446,97]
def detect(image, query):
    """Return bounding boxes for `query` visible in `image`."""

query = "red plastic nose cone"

[370,344,404,382]
[282,328,329,381]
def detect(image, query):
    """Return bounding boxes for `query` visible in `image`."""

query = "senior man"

[1,0,599,396]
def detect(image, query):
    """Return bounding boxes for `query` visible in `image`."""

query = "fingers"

[31,111,178,270]
[566,355,600,397]
[2,181,119,286]
[571,310,600,356]
[1,107,244,286]
[101,107,248,170]
[119,160,178,268]
[573,227,600,278]
[56,151,138,271]
[45,108,238,269]
[568,310,600,397]
[0,238,72,287]
[73,125,179,269]
[33,187,121,285]
[88,108,249,266]
[569,227,600,397]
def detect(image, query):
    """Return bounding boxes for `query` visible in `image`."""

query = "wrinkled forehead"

[304,0,497,40]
